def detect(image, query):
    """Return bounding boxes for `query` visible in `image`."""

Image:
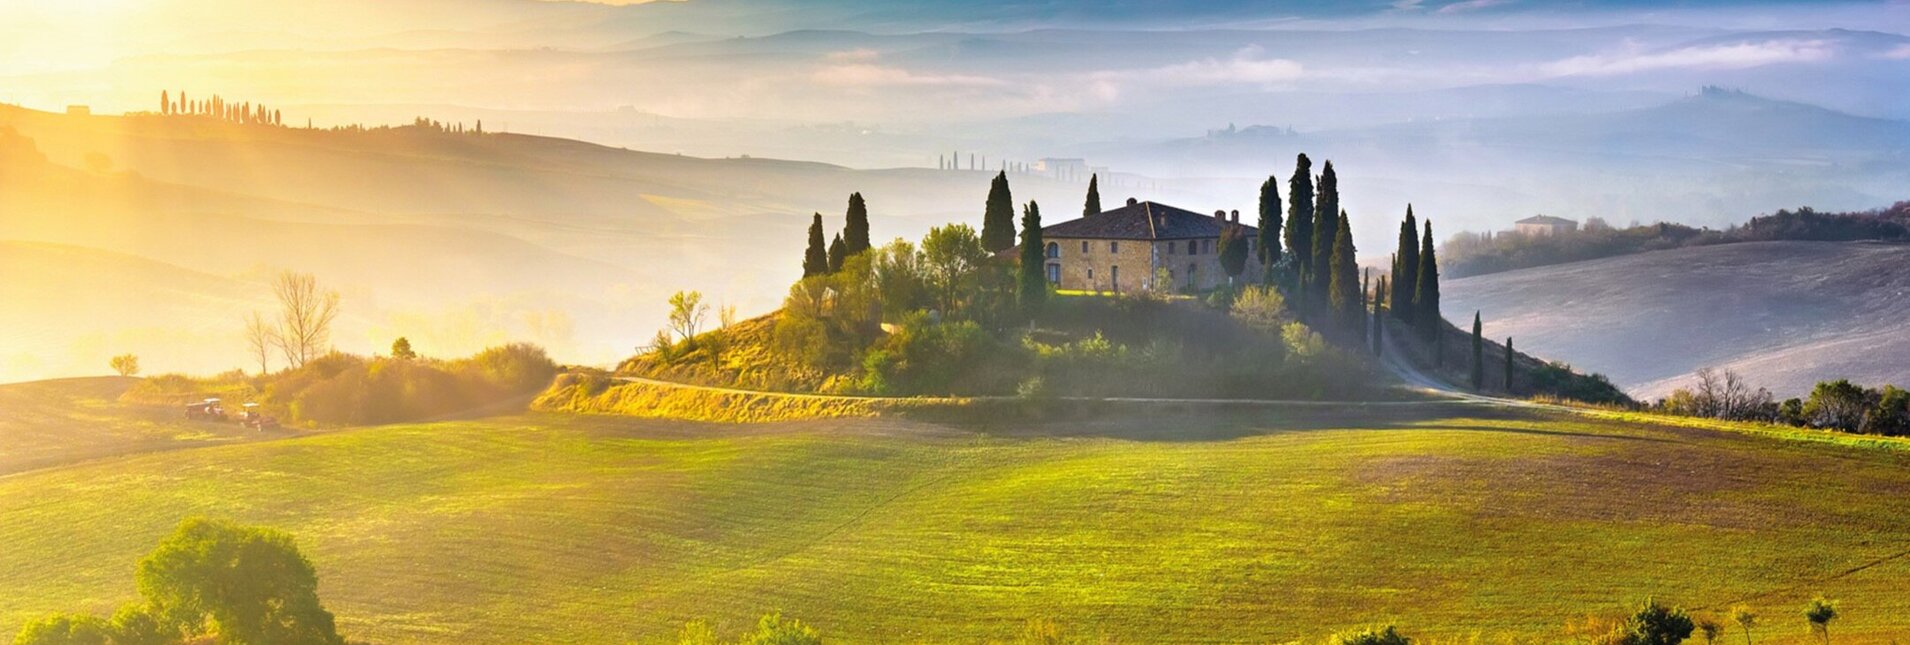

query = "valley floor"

[3,380,1909,643]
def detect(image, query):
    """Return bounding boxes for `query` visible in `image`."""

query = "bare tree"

[1684,367,1775,421]
[271,271,340,368]
[243,310,278,375]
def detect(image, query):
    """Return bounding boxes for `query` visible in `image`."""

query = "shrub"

[737,611,821,645]
[12,613,113,645]
[1330,626,1411,645]
[1628,599,1697,645]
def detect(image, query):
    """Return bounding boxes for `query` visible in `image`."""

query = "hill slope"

[2,391,1909,642]
[1443,240,1910,399]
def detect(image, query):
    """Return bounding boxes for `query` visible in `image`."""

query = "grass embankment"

[533,372,957,423]
[5,391,1910,643]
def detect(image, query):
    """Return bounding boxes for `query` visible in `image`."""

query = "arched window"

[1045,242,1059,259]
[1187,240,1198,255]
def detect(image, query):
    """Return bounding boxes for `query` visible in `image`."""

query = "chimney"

[1214,210,1226,222]
[1126,197,1138,206]
[1231,210,1240,223]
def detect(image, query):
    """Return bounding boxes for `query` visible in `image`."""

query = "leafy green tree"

[1284,154,1314,285]
[1802,379,1870,431]
[1861,384,1910,436]
[1393,205,1419,322]
[110,354,140,377]
[1415,220,1441,340]
[1083,174,1101,216]
[109,604,177,645]
[390,337,417,359]
[1628,599,1697,645]
[920,223,991,317]
[12,614,113,645]
[1256,174,1283,282]
[982,171,1016,251]
[1310,160,1340,298]
[738,611,822,645]
[1330,626,1411,645]
[1019,201,1048,315]
[1804,596,1837,645]
[1471,311,1484,390]
[1218,223,1249,285]
[802,213,829,277]
[843,192,871,255]
[1730,605,1757,645]
[827,232,847,273]
[136,517,343,645]
[1327,210,1359,330]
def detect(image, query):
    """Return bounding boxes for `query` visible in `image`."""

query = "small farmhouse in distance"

[1514,214,1578,237]
[1038,199,1264,294]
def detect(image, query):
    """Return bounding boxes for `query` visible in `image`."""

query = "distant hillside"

[1443,241,1910,399]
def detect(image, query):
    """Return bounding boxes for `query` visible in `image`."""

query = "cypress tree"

[1256,175,1283,282]
[827,233,847,273]
[161,91,170,115]
[1393,205,1419,323]
[802,213,829,277]
[1310,161,1340,297]
[1416,220,1440,341]
[1083,174,1102,217]
[1471,311,1485,390]
[1328,210,1360,331]
[1284,154,1314,282]
[982,171,1016,251]
[1504,337,1515,393]
[1373,276,1388,356]
[1019,201,1047,315]
[843,192,871,255]
[1360,267,1371,344]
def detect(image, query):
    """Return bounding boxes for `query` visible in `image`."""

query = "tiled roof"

[1516,214,1578,226]
[1042,201,1256,240]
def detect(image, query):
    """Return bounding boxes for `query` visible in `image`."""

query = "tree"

[920,223,991,317]
[1327,210,1359,330]
[1802,379,1870,431]
[802,213,829,277]
[1697,617,1722,645]
[1730,605,1757,645]
[1803,596,1836,645]
[1218,223,1250,285]
[1393,205,1420,322]
[110,354,140,377]
[667,291,709,344]
[1256,174,1283,281]
[1083,174,1102,216]
[272,271,340,369]
[1628,599,1697,645]
[1285,154,1315,282]
[1505,336,1515,392]
[1471,311,1484,390]
[161,90,170,115]
[1415,220,1441,340]
[982,171,1017,251]
[391,337,417,360]
[1372,275,1387,356]
[1310,160,1340,297]
[827,232,848,273]
[136,518,344,645]
[244,311,277,376]
[13,614,112,645]
[843,192,871,255]
[1019,200,1047,315]
[1330,626,1411,645]
[738,611,821,645]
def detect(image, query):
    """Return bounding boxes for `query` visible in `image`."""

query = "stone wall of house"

[1047,236,1267,294]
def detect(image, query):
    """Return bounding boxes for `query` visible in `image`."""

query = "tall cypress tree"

[802,213,829,277]
[1284,154,1314,282]
[827,233,847,273]
[1083,174,1102,217]
[1504,337,1515,392]
[1019,201,1047,315]
[1256,175,1283,282]
[1373,276,1388,356]
[1471,311,1485,390]
[844,192,871,255]
[1310,161,1340,297]
[1360,267,1371,344]
[1393,205,1419,323]
[1328,210,1360,331]
[982,171,1016,251]
[1416,221,1441,341]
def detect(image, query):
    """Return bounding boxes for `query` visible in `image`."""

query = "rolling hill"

[1443,240,1910,399]
[3,380,1909,642]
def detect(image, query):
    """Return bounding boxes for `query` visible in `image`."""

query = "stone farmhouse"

[1038,198,1266,294]
[1514,214,1578,237]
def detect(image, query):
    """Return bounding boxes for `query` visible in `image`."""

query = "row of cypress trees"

[1389,205,1441,341]
[801,192,873,277]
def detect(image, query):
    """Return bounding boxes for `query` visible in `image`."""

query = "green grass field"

[4,379,1909,643]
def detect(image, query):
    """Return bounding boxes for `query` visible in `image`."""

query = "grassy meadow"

[3,379,1910,643]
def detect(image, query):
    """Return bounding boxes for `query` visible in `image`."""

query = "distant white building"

[1035,157,1090,181]
[65,105,91,116]
[1515,214,1578,237]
